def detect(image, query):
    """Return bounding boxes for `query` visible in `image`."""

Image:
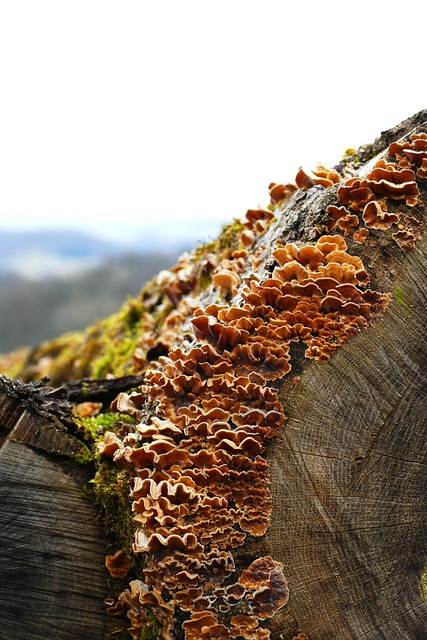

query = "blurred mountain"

[0,220,226,352]
[0,220,223,279]
[0,252,180,352]
[0,229,123,278]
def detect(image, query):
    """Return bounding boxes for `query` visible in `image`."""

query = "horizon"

[0,214,227,246]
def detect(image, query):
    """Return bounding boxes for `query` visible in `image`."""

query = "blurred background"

[0,0,425,352]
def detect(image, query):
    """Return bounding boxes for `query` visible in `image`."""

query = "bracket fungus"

[98,124,427,639]
[105,549,132,579]
[295,165,341,190]
[268,181,297,206]
[321,145,425,251]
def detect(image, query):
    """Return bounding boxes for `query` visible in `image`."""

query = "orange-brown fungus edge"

[105,550,132,579]
[322,135,426,250]
[98,136,415,638]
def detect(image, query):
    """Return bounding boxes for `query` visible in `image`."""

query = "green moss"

[5,284,152,383]
[81,411,135,438]
[89,297,145,378]
[69,412,136,467]
[71,442,94,466]
[218,218,245,251]
[122,298,145,333]
[198,270,213,292]
[0,346,31,379]
[193,218,246,263]
[421,566,427,601]
[139,609,160,640]
[394,285,409,309]
[17,330,86,383]
[92,336,136,378]
[342,147,357,158]
[90,462,136,556]
[79,413,137,552]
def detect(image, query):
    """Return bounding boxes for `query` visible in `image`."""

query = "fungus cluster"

[239,208,276,249]
[130,206,279,377]
[295,164,341,190]
[323,135,426,249]
[100,223,388,637]
[388,131,427,176]
[95,127,427,638]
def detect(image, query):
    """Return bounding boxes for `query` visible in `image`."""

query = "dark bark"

[62,373,145,404]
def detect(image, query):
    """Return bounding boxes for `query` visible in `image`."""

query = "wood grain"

[0,386,125,640]
[265,220,427,638]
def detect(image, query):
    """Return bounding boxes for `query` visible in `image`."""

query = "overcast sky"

[0,1,425,243]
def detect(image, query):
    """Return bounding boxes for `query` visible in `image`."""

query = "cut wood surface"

[266,236,427,638]
[0,379,126,640]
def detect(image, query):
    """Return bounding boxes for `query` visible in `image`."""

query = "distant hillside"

[0,220,227,352]
[0,252,178,352]
[0,219,224,279]
[0,229,125,278]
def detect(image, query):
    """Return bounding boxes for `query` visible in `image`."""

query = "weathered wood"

[264,197,427,637]
[0,378,126,640]
[63,373,145,404]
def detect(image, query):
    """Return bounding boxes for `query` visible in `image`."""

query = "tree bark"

[62,373,145,404]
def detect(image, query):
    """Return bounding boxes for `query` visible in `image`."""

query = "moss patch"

[75,412,140,564]
[394,285,409,309]
[139,610,161,640]
[421,566,427,601]
[0,346,31,379]
[193,217,246,263]
[90,463,136,556]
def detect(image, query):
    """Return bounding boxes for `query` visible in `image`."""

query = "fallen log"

[1,111,426,640]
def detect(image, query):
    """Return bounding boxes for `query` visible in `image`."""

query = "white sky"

[0,1,425,242]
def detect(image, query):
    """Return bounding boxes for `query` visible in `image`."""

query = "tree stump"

[1,112,427,640]
[0,378,125,640]
[267,231,427,638]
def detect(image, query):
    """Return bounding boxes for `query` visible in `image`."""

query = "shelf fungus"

[321,137,426,250]
[105,550,132,579]
[295,164,341,190]
[100,132,426,639]
[268,181,297,206]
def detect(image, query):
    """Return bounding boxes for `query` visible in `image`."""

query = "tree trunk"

[1,112,426,640]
